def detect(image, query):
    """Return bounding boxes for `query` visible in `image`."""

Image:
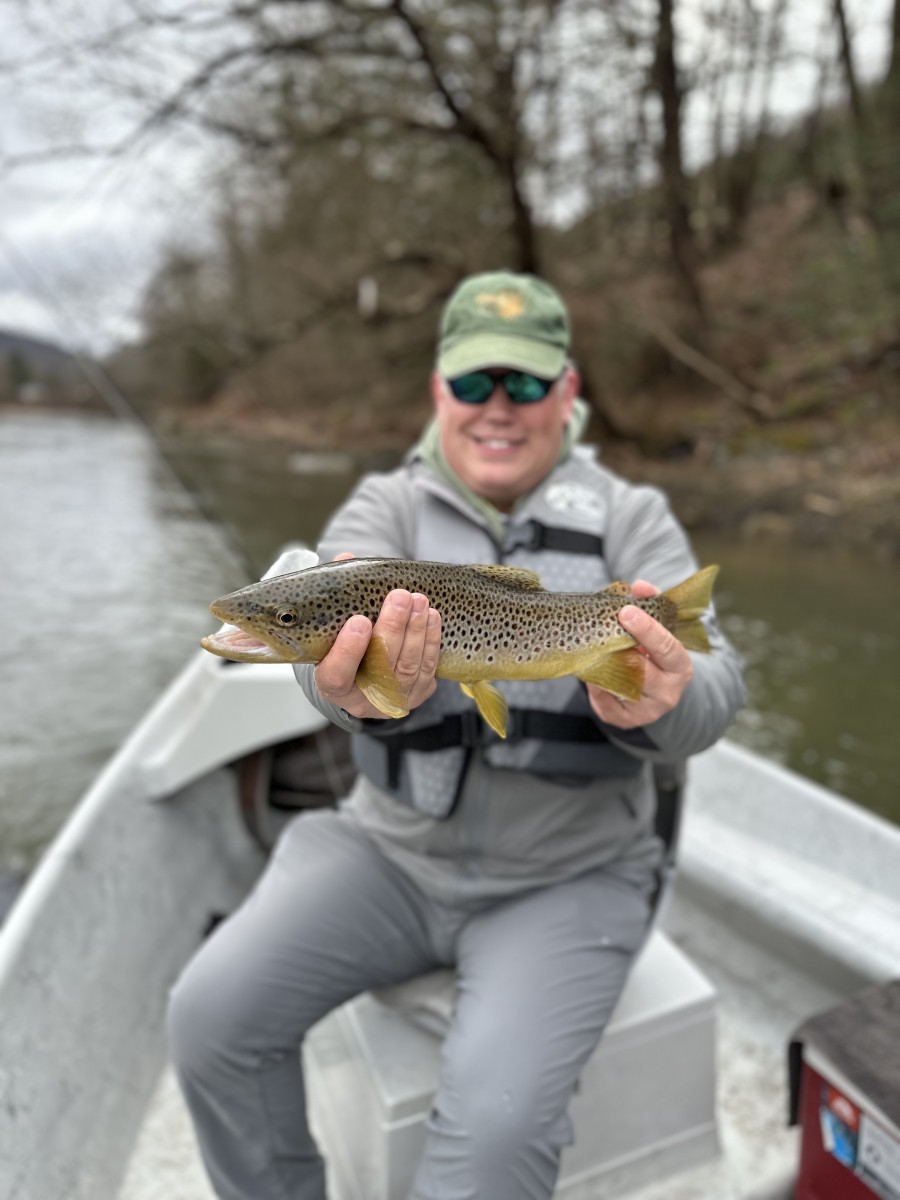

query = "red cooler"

[789,980,900,1200]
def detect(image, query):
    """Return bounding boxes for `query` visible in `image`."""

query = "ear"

[430,369,445,413]
[559,365,580,422]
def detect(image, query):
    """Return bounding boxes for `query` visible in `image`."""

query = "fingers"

[315,588,442,719]
[416,607,443,706]
[314,615,376,714]
[372,590,441,710]
[629,579,659,599]
[585,591,695,728]
[618,605,685,673]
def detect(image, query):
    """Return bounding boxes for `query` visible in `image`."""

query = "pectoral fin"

[460,681,509,739]
[577,648,645,702]
[356,636,409,718]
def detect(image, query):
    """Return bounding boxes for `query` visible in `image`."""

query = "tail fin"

[663,565,719,654]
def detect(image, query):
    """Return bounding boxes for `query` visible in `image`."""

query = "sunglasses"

[446,370,560,405]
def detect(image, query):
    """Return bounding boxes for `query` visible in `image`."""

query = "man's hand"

[313,554,442,719]
[586,580,693,729]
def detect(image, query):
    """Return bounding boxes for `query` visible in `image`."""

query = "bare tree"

[651,0,705,321]
[888,0,900,110]
[18,0,563,276]
[716,0,791,247]
[832,0,865,131]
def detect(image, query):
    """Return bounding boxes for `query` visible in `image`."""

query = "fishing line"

[0,232,260,580]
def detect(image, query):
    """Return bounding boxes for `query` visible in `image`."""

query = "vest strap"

[504,520,605,557]
[374,708,611,789]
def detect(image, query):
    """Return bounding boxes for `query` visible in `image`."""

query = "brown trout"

[201,558,718,737]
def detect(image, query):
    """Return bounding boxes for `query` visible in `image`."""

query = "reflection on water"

[157,430,379,577]
[0,411,246,868]
[1,409,898,876]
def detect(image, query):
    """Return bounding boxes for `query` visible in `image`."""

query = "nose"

[481,384,518,415]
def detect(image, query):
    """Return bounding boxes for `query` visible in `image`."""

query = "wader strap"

[504,520,605,557]
[378,709,611,789]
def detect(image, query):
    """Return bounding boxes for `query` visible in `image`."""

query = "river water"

[1,408,897,877]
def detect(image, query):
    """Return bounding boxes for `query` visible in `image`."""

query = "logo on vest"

[544,482,606,520]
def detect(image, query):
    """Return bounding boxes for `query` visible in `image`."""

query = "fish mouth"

[201,626,297,664]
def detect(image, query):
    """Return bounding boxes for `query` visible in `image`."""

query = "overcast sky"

[0,0,892,355]
[0,1,232,353]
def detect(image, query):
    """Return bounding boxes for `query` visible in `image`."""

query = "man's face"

[432,366,579,511]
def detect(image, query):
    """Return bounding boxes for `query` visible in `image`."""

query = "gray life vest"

[351,474,651,818]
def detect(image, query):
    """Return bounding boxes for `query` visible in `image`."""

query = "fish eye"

[276,607,299,626]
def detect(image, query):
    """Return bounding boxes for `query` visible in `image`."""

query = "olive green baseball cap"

[437,271,571,379]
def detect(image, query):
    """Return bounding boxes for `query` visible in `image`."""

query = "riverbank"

[149,390,900,561]
[7,391,898,559]
[615,437,900,562]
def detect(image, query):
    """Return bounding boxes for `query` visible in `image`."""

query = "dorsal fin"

[469,564,545,591]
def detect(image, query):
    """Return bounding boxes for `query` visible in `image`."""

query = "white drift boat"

[2,646,899,1200]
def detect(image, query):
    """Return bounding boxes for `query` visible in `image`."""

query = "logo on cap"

[474,290,526,320]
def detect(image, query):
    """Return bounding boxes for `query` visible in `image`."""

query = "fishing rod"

[0,233,260,581]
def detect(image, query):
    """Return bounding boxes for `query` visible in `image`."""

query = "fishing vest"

[352,457,649,819]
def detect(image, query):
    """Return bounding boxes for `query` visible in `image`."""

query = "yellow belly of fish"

[437,644,585,684]
[428,637,642,739]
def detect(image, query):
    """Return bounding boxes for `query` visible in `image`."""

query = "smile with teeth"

[474,436,523,449]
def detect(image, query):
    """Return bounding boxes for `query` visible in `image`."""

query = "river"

[1,408,897,878]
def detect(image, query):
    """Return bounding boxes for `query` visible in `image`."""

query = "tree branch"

[634,316,774,419]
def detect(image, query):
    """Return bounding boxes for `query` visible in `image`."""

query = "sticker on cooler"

[820,1084,861,1169]
[858,1114,900,1200]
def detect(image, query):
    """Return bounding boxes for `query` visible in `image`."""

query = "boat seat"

[306,930,719,1198]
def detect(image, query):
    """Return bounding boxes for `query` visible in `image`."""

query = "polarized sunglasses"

[446,370,559,405]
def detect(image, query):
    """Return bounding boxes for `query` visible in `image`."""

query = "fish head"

[201,564,349,664]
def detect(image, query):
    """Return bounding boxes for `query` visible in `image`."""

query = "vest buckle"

[503,519,541,553]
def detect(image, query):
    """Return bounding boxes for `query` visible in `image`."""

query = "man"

[168,271,744,1200]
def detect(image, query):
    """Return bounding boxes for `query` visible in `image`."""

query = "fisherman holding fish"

[170,271,744,1200]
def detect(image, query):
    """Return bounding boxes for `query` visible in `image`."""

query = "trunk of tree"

[831,0,893,235]
[652,0,706,323]
[504,154,541,274]
[832,0,865,129]
[719,0,790,247]
[883,0,900,120]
